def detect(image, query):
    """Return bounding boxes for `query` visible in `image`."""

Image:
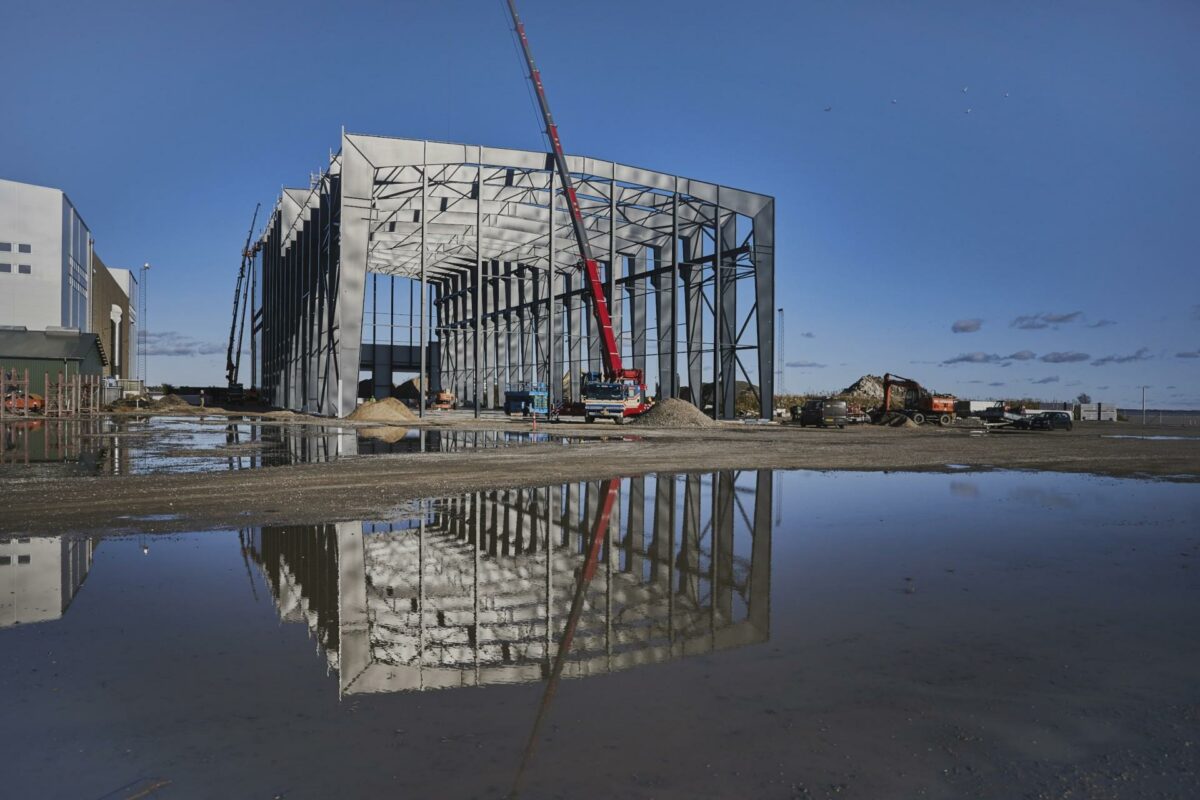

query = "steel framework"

[246,469,773,695]
[255,133,775,418]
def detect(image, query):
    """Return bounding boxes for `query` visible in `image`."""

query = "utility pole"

[1140,385,1148,425]
[139,262,151,388]
[776,308,784,395]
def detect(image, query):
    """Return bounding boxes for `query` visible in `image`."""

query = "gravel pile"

[346,397,418,423]
[632,398,717,428]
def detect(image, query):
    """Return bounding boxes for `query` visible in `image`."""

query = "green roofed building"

[0,328,106,395]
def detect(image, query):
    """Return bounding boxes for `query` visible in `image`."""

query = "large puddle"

[1,470,1197,798]
[0,416,583,478]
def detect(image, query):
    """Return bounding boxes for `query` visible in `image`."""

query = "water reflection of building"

[0,418,120,475]
[247,470,772,694]
[0,536,96,627]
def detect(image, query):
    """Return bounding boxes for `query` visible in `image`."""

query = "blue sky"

[3,0,1197,407]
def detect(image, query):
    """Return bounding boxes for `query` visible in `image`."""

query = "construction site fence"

[1,364,106,419]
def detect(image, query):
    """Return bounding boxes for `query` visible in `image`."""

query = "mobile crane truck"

[507,0,651,424]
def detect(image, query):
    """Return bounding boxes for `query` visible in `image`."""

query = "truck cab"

[583,372,648,423]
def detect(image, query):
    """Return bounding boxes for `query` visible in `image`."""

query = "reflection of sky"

[2,469,1198,798]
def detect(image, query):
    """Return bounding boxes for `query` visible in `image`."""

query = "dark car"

[793,399,848,428]
[1029,411,1073,431]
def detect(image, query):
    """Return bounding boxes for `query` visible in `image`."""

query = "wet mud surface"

[0,415,1197,536]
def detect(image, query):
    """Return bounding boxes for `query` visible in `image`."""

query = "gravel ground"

[2,415,1197,536]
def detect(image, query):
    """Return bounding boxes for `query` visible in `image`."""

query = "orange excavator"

[882,373,956,426]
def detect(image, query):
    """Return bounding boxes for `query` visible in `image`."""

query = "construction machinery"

[505,0,651,424]
[430,390,457,411]
[882,373,956,426]
[225,204,261,398]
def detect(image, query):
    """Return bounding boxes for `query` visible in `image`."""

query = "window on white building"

[0,243,10,252]
[18,265,31,274]
[0,263,11,273]
[18,244,31,253]
[18,555,31,565]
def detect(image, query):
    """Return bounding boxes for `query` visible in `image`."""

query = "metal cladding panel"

[347,133,424,168]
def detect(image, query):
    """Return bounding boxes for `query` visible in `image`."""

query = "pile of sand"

[631,398,716,428]
[346,397,418,423]
[877,411,918,428]
[358,426,411,443]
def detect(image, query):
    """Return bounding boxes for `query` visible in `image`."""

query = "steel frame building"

[254,132,775,418]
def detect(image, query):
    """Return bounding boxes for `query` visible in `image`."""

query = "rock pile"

[840,375,886,403]
[631,398,716,428]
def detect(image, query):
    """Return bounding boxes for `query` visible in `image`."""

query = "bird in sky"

[965,108,972,114]
[962,86,969,92]
[824,106,832,112]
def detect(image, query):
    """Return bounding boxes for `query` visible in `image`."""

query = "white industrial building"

[0,178,94,332]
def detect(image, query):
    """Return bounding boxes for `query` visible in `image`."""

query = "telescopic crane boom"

[226,203,260,389]
[504,0,634,383]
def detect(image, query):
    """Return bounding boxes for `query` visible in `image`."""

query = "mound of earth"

[346,397,418,423]
[155,394,194,409]
[391,376,429,402]
[631,398,716,428]
[110,393,206,414]
[107,395,152,411]
[877,411,918,428]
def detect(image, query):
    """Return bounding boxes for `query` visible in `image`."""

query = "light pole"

[1140,385,1149,425]
[139,262,151,388]
[776,308,785,395]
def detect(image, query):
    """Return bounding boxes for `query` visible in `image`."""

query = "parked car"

[1014,411,1072,431]
[1030,411,1073,431]
[793,398,848,428]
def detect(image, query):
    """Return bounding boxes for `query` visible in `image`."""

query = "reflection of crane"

[504,1,649,423]
[238,530,260,602]
[509,478,620,797]
[225,204,261,392]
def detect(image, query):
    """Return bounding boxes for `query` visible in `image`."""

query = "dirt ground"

[4,413,1197,536]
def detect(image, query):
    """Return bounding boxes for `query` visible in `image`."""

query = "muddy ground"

[3,414,1197,535]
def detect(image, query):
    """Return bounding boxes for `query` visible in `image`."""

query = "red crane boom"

[504,0,632,382]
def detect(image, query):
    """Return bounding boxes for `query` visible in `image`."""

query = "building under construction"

[249,132,775,419]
